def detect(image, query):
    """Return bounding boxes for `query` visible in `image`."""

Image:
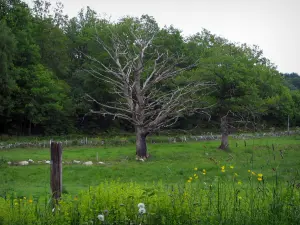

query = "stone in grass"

[7,161,12,165]
[73,160,81,164]
[28,159,34,163]
[18,161,29,166]
[44,160,51,164]
[83,161,93,166]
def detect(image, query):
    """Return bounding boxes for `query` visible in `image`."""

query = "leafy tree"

[188,30,278,149]
[283,73,300,90]
[0,20,17,132]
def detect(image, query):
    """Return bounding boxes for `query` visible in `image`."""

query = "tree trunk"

[28,120,32,136]
[219,116,229,150]
[136,127,148,158]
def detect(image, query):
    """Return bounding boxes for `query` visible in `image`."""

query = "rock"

[98,161,105,164]
[83,161,93,166]
[73,160,81,164]
[7,161,12,165]
[28,159,34,163]
[45,160,51,164]
[18,161,29,166]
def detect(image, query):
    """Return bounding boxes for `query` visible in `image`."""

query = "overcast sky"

[24,0,300,74]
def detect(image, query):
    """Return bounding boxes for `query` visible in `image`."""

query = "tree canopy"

[0,0,299,138]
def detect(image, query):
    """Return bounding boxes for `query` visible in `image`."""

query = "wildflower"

[139,207,146,214]
[234,173,238,176]
[237,181,242,185]
[258,173,263,177]
[97,214,105,222]
[221,165,226,172]
[189,177,193,180]
[251,171,256,176]
[258,177,263,181]
[28,199,33,203]
[202,169,206,175]
[194,167,198,171]
[230,165,234,169]
[52,207,60,213]
[187,180,191,183]
[138,203,145,209]
[248,170,251,173]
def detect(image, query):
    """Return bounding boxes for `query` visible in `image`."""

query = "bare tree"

[84,16,212,159]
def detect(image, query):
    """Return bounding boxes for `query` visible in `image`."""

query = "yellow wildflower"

[258,173,263,177]
[187,180,191,183]
[194,174,197,177]
[248,170,251,173]
[194,167,198,171]
[202,169,206,175]
[28,199,33,203]
[221,169,225,173]
[189,177,193,180]
[251,171,256,176]
[257,177,263,181]
[230,165,234,169]
[221,166,225,170]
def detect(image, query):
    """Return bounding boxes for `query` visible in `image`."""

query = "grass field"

[0,135,300,224]
[1,136,299,197]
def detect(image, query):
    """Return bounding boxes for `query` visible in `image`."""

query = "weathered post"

[50,142,63,202]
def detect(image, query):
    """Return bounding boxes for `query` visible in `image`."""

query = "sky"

[24,0,300,74]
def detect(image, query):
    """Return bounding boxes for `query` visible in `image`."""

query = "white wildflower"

[137,203,145,209]
[97,214,104,222]
[139,207,146,214]
[52,207,60,213]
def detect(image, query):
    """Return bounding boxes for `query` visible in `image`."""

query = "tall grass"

[1,136,299,224]
[0,168,299,225]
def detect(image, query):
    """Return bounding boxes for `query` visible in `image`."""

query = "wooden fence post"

[50,142,63,202]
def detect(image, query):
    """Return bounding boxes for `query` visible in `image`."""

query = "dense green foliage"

[0,136,300,224]
[0,0,299,136]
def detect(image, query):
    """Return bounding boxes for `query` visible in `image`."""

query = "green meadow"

[0,136,300,224]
